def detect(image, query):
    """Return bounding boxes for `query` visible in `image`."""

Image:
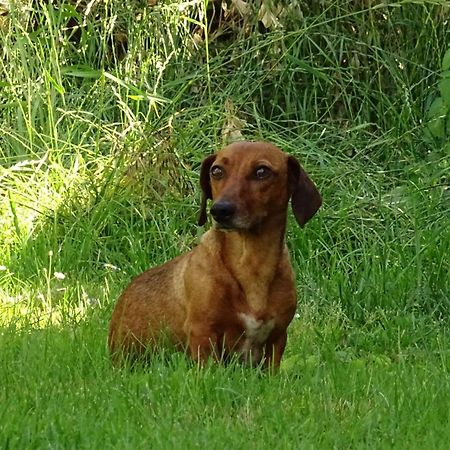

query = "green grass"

[2,308,450,449]
[1,0,450,448]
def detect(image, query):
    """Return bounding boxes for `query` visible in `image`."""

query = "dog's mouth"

[213,216,253,231]
[213,218,238,230]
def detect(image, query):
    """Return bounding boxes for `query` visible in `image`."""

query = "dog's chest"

[236,312,275,364]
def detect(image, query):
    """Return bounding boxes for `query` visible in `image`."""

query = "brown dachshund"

[108,141,322,368]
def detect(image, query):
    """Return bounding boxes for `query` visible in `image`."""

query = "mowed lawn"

[1,1,449,449]
[1,297,449,449]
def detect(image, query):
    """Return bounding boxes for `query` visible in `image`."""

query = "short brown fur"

[108,141,322,368]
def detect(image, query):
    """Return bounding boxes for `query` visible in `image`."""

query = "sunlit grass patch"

[0,273,106,329]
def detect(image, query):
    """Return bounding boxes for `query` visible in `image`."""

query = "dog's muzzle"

[210,200,237,229]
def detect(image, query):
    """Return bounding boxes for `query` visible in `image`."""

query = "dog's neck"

[205,214,289,313]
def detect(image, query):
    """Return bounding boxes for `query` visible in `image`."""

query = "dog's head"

[198,141,322,230]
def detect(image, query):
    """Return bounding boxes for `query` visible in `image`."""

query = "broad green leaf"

[61,65,103,78]
[426,96,446,119]
[426,97,446,138]
[442,47,450,71]
[426,116,445,139]
[439,74,450,106]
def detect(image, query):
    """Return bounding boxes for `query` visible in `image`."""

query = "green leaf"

[61,65,103,79]
[286,55,330,82]
[426,96,446,119]
[439,74,450,106]
[104,72,170,104]
[442,47,450,71]
[426,117,445,139]
[426,97,447,138]
[45,70,65,95]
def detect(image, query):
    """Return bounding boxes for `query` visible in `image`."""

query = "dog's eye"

[210,166,225,180]
[254,166,272,180]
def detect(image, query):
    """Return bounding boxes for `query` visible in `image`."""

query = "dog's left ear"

[287,156,322,228]
[198,154,216,226]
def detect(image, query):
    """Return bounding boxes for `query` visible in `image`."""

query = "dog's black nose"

[210,201,236,225]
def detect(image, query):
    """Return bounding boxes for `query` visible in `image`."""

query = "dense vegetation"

[1,1,449,448]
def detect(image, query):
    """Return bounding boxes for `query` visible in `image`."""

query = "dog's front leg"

[264,330,288,370]
[187,329,219,365]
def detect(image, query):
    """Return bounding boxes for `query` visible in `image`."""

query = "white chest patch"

[237,313,275,364]
[238,313,275,343]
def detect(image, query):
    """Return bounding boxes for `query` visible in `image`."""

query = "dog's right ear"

[198,154,216,226]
